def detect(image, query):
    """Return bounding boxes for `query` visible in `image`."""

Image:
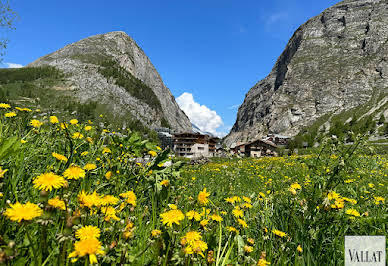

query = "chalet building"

[262,134,290,146]
[173,132,218,158]
[233,138,278,157]
[155,127,174,150]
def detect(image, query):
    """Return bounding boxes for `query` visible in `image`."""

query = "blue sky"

[1,0,340,136]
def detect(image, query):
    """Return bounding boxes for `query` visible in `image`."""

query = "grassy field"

[0,104,386,265]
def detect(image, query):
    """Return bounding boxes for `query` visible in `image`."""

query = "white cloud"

[176,92,224,137]
[6,62,23,68]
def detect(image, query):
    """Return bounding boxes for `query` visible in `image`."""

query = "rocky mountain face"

[28,31,192,132]
[224,0,388,147]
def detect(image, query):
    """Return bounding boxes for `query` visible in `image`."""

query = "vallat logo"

[345,236,385,266]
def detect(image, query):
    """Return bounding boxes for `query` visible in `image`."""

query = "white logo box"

[345,236,385,266]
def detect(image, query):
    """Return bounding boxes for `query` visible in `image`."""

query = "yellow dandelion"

[30,119,43,128]
[297,245,303,253]
[4,202,43,222]
[374,196,384,205]
[100,206,120,222]
[210,214,223,222]
[160,180,170,187]
[78,191,102,209]
[102,147,111,154]
[72,132,84,139]
[84,163,97,171]
[4,112,16,118]
[272,229,286,237]
[242,196,251,203]
[198,188,210,205]
[345,209,360,217]
[232,207,244,218]
[244,245,253,253]
[84,125,92,131]
[70,119,78,125]
[68,238,105,264]
[81,151,89,156]
[52,152,68,162]
[76,225,101,240]
[0,167,8,178]
[119,191,137,207]
[0,103,11,109]
[63,165,86,180]
[227,226,239,234]
[50,116,59,124]
[151,229,162,237]
[33,172,67,191]
[186,210,202,221]
[100,195,119,206]
[48,197,66,210]
[181,231,202,246]
[200,219,209,228]
[160,209,185,227]
[148,150,157,157]
[104,171,112,179]
[247,238,255,245]
[168,204,177,210]
[238,219,248,228]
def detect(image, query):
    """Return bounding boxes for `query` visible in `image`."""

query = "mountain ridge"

[224,0,388,147]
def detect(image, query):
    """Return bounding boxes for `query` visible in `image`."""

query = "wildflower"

[50,116,59,124]
[181,231,202,246]
[186,210,202,221]
[72,132,84,139]
[160,180,170,187]
[0,167,8,178]
[345,209,360,217]
[297,245,303,253]
[168,204,177,210]
[272,229,286,237]
[238,219,248,228]
[257,258,271,266]
[244,245,253,253]
[119,191,136,207]
[30,119,43,128]
[227,226,239,234]
[101,206,120,222]
[225,197,235,204]
[327,191,340,200]
[85,125,92,131]
[232,207,244,218]
[242,203,253,208]
[200,219,209,228]
[81,151,89,156]
[76,225,101,240]
[100,195,119,206]
[70,119,78,125]
[78,191,102,209]
[374,196,384,205]
[4,202,43,222]
[198,188,210,205]
[33,172,67,191]
[148,150,157,157]
[48,197,66,210]
[342,197,357,205]
[105,171,112,179]
[290,183,301,190]
[331,198,344,209]
[368,183,375,189]
[102,147,111,154]
[4,112,16,118]
[84,163,97,171]
[160,209,185,227]
[68,238,105,264]
[242,196,252,203]
[210,214,223,222]
[0,103,11,109]
[151,229,162,237]
[63,165,86,180]
[247,238,255,245]
[20,139,27,144]
[52,152,68,162]
[60,122,68,129]
[187,240,208,257]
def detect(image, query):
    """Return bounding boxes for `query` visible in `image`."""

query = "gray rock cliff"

[224,0,388,147]
[28,31,192,132]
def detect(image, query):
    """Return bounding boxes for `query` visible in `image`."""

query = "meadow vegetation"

[0,104,386,265]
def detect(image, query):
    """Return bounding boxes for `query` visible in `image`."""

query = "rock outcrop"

[28,31,192,132]
[224,0,388,147]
